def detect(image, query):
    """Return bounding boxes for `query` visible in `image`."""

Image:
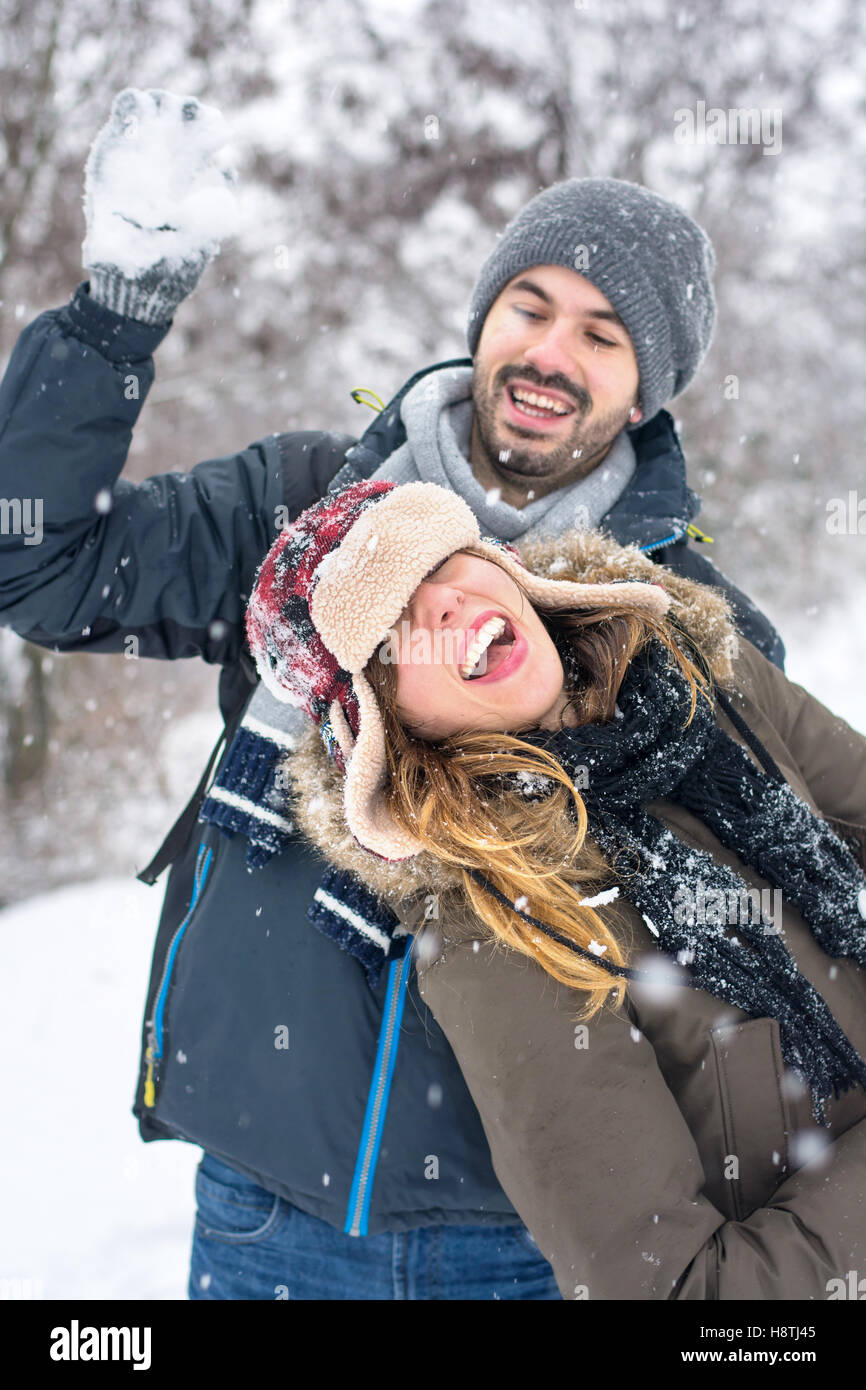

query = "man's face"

[471,264,642,488]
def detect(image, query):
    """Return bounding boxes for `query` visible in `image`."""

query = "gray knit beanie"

[466,177,716,428]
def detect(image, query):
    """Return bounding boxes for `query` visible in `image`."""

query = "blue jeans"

[188,1152,562,1300]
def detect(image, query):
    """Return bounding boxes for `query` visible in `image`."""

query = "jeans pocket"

[194,1153,286,1245]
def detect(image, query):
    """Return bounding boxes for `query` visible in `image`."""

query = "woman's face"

[382,550,574,740]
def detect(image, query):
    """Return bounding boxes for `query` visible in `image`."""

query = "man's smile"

[500,378,584,433]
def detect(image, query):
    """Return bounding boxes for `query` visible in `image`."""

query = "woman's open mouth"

[458,615,527,683]
[503,383,576,430]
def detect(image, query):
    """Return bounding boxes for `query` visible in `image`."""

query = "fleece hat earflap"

[245,479,671,863]
[466,176,716,429]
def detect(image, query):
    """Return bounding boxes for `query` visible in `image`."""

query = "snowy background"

[1,0,864,1298]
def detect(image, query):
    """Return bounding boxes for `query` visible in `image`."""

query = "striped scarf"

[197,682,406,985]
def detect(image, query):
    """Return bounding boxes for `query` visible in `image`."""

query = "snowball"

[82,89,239,276]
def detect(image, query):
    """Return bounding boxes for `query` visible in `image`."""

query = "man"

[0,89,782,1301]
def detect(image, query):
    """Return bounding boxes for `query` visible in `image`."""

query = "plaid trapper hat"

[245,480,670,861]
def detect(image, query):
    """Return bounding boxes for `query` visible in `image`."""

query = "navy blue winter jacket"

[0,282,785,1235]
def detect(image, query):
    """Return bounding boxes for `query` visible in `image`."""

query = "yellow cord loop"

[143,1046,156,1108]
[350,388,385,413]
[686,522,715,544]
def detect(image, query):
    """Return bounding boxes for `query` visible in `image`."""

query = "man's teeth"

[511,387,571,416]
[460,616,507,679]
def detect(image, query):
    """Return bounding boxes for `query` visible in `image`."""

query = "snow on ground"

[0,614,862,1301]
[0,876,201,1301]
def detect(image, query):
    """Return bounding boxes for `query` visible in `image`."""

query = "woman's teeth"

[510,387,571,417]
[460,616,507,679]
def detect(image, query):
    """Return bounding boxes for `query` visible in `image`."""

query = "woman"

[246,476,866,1301]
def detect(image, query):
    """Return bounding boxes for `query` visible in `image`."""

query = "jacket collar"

[345,356,701,553]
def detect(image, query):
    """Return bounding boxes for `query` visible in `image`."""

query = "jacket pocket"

[709,1016,792,1220]
[143,836,216,1109]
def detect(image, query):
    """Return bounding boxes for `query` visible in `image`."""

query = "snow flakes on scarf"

[513,639,866,1127]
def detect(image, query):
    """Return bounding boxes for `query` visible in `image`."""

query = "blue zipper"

[150,841,213,1061]
[639,527,683,555]
[344,942,414,1236]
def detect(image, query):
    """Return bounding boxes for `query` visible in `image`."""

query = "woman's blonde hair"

[363,551,713,1022]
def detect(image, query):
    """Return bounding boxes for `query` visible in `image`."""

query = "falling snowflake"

[578,887,620,908]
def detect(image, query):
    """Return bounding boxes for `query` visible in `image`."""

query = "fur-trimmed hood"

[278,527,739,908]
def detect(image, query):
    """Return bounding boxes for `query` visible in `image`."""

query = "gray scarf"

[367,365,636,541]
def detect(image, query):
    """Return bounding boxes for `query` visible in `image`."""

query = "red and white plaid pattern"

[245,480,394,763]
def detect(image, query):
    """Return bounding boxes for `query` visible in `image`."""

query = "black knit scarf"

[491,638,866,1128]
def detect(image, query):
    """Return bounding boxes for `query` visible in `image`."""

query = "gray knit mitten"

[82,87,239,325]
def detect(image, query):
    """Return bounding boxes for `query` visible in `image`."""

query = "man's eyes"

[511,305,617,347]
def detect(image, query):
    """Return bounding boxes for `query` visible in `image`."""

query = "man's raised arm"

[0,89,348,668]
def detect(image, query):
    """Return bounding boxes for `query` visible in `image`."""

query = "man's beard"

[472,362,635,482]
